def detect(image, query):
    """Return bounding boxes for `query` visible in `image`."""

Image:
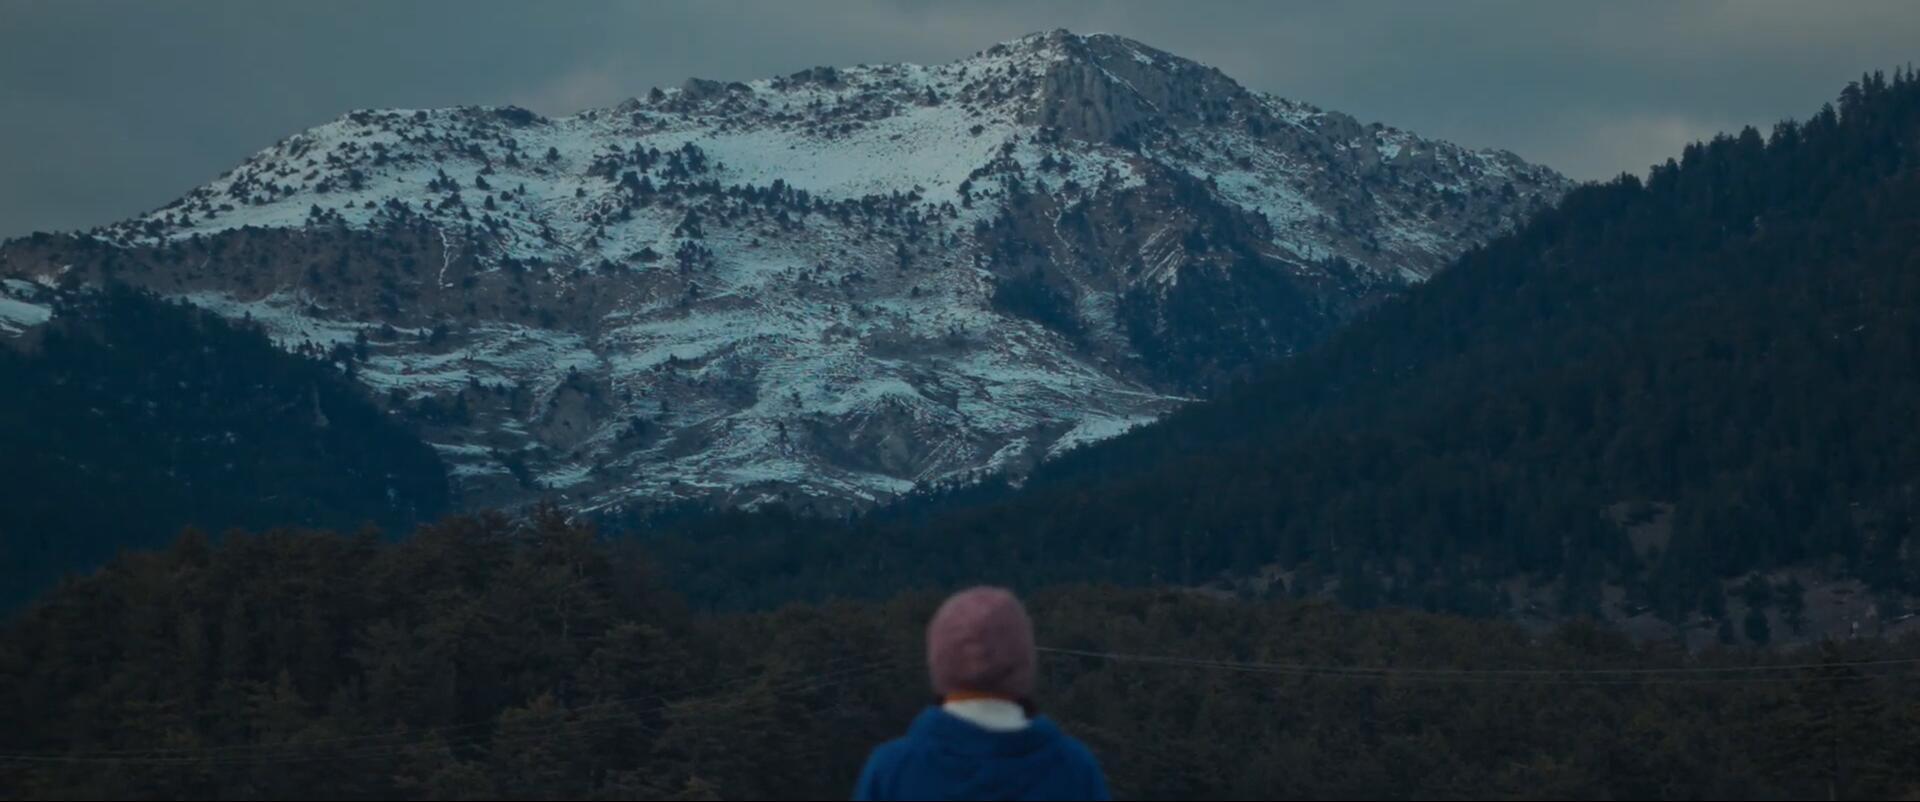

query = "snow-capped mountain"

[1,30,1569,512]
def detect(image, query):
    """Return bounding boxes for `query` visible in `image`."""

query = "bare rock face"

[1023,31,1251,145]
[0,31,1569,515]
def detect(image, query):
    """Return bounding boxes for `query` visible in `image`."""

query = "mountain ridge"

[2,30,1567,513]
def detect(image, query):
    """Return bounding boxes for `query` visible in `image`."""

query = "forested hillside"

[5,514,1919,799]
[637,70,1920,628]
[0,286,449,606]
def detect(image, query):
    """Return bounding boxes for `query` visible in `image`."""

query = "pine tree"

[1744,606,1772,645]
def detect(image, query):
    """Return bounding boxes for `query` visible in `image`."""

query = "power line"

[1037,646,1920,685]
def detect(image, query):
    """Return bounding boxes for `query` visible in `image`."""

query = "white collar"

[942,697,1030,732]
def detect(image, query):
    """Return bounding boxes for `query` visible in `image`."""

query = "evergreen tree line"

[0,285,449,607]
[6,513,1920,799]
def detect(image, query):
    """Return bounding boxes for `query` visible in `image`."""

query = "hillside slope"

[646,71,1920,641]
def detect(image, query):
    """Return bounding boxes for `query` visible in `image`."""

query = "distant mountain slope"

[0,283,448,606]
[645,71,1920,635]
[0,30,1564,513]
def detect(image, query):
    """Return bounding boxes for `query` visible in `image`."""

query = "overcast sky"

[2,0,1916,238]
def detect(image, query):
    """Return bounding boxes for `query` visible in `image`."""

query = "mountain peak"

[933,30,1243,145]
[981,29,1195,77]
[995,29,1165,59]
[993,27,1092,54]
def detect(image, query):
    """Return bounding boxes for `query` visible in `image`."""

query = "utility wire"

[1038,646,1920,685]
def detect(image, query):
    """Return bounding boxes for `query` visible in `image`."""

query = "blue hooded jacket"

[854,707,1110,801]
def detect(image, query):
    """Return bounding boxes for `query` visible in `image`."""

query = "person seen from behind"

[854,586,1110,801]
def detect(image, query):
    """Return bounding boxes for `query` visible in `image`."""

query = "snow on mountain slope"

[7,30,1569,513]
[0,279,53,336]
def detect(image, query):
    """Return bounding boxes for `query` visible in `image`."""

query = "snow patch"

[0,296,51,335]
[1050,415,1153,457]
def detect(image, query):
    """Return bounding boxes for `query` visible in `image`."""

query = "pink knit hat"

[926,586,1036,699]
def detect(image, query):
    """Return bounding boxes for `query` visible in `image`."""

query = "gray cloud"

[2,0,1915,237]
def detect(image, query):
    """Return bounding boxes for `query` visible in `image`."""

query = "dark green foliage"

[989,268,1082,341]
[1745,606,1773,645]
[0,286,448,607]
[1119,247,1345,391]
[7,517,1920,799]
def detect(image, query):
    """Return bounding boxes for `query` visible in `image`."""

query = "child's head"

[926,586,1036,699]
